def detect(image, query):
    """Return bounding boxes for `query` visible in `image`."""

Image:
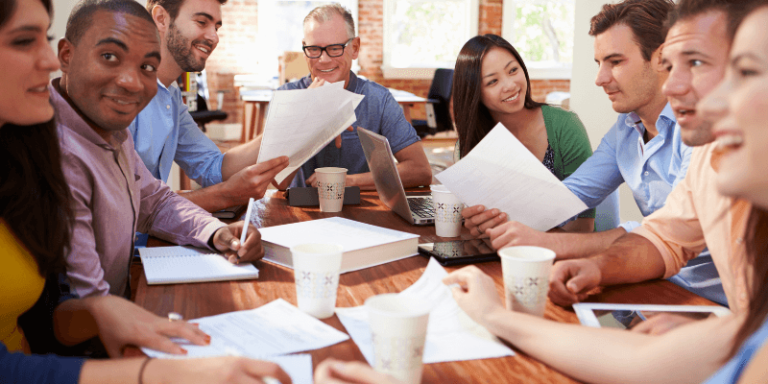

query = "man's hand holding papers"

[257,81,364,184]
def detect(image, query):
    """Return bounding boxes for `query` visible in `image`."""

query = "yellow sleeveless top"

[0,220,45,352]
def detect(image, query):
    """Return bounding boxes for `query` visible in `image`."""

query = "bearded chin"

[167,25,206,72]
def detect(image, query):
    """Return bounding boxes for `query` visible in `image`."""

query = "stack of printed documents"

[256,81,365,183]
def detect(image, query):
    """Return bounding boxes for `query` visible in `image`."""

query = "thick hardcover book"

[139,246,259,284]
[258,217,420,273]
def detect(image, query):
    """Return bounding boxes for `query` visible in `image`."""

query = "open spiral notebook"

[138,246,259,285]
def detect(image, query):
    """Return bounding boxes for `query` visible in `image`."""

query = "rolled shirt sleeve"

[169,84,224,188]
[632,173,707,278]
[129,81,224,188]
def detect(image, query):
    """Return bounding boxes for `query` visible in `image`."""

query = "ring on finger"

[168,312,183,322]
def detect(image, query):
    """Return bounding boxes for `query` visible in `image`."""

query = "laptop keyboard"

[408,197,435,219]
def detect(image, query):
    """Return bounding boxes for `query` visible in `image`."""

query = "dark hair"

[452,34,544,158]
[0,0,73,277]
[146,0,227,21]
[66,0,156,46]
[666,0,758,41]
[589,0,675,61]
[731,207,768,357]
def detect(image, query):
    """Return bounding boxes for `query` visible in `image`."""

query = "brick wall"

[204,0,259,124]
[530,79,571,103]
[204,0,570,125]
[479,0,503,35]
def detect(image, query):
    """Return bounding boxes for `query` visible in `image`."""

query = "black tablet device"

[418,239,499,266]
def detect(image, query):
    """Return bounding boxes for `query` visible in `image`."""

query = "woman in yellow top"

[0,0,291,383]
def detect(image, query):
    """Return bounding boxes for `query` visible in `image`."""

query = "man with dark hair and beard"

[129,0,289,213]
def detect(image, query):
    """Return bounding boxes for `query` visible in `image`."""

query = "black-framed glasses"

[302,38,354,59]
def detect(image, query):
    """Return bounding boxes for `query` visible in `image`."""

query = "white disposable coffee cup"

[498,246,556,317]
[314,167,347,212]
[365,294,430,384]
[430,184,464,237]
[291,243,343,319]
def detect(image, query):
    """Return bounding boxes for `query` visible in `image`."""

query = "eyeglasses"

[302,38,354,59]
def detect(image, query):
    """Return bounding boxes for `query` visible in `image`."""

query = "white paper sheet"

[335,258,514,364]
[141,299,349,359]
[435,123,589,231]
[256,81,365,183]
[259,217,419,251]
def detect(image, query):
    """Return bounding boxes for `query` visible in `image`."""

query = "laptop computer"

[357,127,435,225]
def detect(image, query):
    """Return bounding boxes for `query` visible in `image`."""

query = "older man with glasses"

[277,3,433,190]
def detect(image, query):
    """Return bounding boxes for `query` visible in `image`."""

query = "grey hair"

[303,3,355,38]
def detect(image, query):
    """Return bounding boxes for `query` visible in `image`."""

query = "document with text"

[257,81,365,183]
[141,299,349,359]
[336,257,514,364]
[435,123,588,231]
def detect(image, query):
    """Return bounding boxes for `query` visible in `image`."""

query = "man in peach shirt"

[548,0,752,314]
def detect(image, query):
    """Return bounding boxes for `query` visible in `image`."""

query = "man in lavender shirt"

[53,0,264,298]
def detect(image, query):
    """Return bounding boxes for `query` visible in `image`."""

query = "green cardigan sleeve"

[542,105,596,219]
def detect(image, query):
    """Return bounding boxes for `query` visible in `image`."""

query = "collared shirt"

[633,142,750,312]
[278,72,421,187]
[563,103,691,232]
[52,80,225,298]
[128,79,224,187]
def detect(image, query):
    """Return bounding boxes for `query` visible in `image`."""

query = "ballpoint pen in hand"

[240,197,256,248]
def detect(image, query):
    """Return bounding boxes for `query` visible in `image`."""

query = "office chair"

[411,68,454,138]
[189,71,228,132]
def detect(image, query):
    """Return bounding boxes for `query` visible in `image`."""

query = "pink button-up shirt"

[52,81,225,298]
[633,141,750,312]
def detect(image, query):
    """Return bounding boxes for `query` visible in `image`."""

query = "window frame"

[381,0,479,80]
[502,0,573,80]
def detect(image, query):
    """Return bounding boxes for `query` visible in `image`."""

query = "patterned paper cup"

[430,184,464,237]
[315,167,348,212]
[365,294,430,384]
[291,243,344,319]
[498,246,556,317]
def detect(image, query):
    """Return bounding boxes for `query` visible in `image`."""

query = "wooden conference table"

[135,190,717,384]
[239,89,429,143]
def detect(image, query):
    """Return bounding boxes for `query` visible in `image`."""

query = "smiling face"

[699,6,768,210]
[594,24,661,114]
[661,11,729,147]
[166,0,221,72]
[0,0,59,128]
[58,10,160,135]
[303,14,359,87]
[479,47,527,118]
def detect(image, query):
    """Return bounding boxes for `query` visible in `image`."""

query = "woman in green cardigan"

[452,34,595,234]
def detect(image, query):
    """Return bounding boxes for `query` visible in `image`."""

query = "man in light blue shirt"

[129,0,289,213]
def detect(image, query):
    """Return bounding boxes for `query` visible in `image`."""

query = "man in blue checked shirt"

[129,0,289,213]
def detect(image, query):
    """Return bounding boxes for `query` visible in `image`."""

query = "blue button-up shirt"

[563,103,692,232]
[128,80,224,188]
